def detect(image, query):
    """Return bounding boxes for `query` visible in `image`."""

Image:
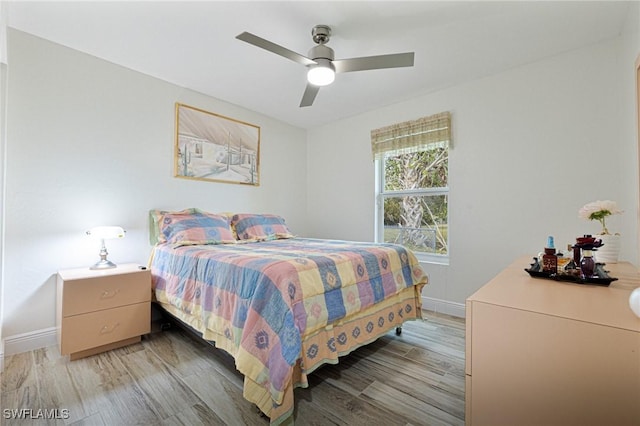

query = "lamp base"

[90,259,117,270]
[90,239,117,270]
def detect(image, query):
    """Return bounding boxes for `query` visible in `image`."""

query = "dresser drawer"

[60,269,151,316]
[60,302,150,355]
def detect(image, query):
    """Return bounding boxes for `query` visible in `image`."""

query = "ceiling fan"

[236,25,415,107]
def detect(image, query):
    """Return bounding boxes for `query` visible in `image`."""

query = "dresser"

[56,264,151,360]
[465,257,640,426]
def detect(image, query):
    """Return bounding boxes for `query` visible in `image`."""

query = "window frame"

[374,151,450,265]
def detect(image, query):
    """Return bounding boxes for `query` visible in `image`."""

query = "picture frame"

[174,103,260,185]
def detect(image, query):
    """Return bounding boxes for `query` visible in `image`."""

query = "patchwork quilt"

[151,238,427,424]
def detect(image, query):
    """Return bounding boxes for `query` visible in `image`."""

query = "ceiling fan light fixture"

[307,59,335,86]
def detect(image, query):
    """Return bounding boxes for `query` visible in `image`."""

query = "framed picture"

[174,103,260,185]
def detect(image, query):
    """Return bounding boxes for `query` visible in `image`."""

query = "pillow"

[231,213,294,241]
[159,212,236,245]
[149,208,203,244]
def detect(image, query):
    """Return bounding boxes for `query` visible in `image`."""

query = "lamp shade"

[87,226,125,240]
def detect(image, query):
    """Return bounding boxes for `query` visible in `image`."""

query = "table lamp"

[86,226,125,270]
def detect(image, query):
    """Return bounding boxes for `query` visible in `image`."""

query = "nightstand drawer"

[60,302,150,355]
[60,270,151,316]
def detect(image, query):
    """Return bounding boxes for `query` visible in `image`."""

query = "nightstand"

[56,264,151,360]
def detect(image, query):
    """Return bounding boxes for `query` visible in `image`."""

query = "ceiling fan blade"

[300,84,320,107]
[236,32,316,66]
[333,52,415,73]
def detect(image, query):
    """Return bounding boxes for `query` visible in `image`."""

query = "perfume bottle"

[542,236,557,274]
[580,249,596,278]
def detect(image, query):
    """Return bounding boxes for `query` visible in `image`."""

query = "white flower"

[578,200,623,234]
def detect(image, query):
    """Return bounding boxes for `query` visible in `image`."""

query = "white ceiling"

[7,1,632,129]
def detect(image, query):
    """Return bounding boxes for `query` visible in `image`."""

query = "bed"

[148,209,428,425]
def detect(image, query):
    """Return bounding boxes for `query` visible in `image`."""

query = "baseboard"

[3,327,57,356]
[422,296,466,318]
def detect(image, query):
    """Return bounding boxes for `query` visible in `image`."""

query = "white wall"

[307,33,640,308]
[1,30,308,339]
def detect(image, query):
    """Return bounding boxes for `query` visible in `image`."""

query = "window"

[372,112,451,263]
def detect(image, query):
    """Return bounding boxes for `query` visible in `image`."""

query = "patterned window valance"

[370,111,451,160]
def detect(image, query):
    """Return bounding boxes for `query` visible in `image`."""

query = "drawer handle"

[100,289,120,299]
[100,323,120,334]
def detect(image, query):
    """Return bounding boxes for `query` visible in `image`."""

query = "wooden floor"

[1,310,465,425]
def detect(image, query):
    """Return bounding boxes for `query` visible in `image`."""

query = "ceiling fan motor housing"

[308,44,334,61]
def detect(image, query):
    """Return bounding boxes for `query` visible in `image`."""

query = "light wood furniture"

[56,264,151,360]
[465,256,640,426]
